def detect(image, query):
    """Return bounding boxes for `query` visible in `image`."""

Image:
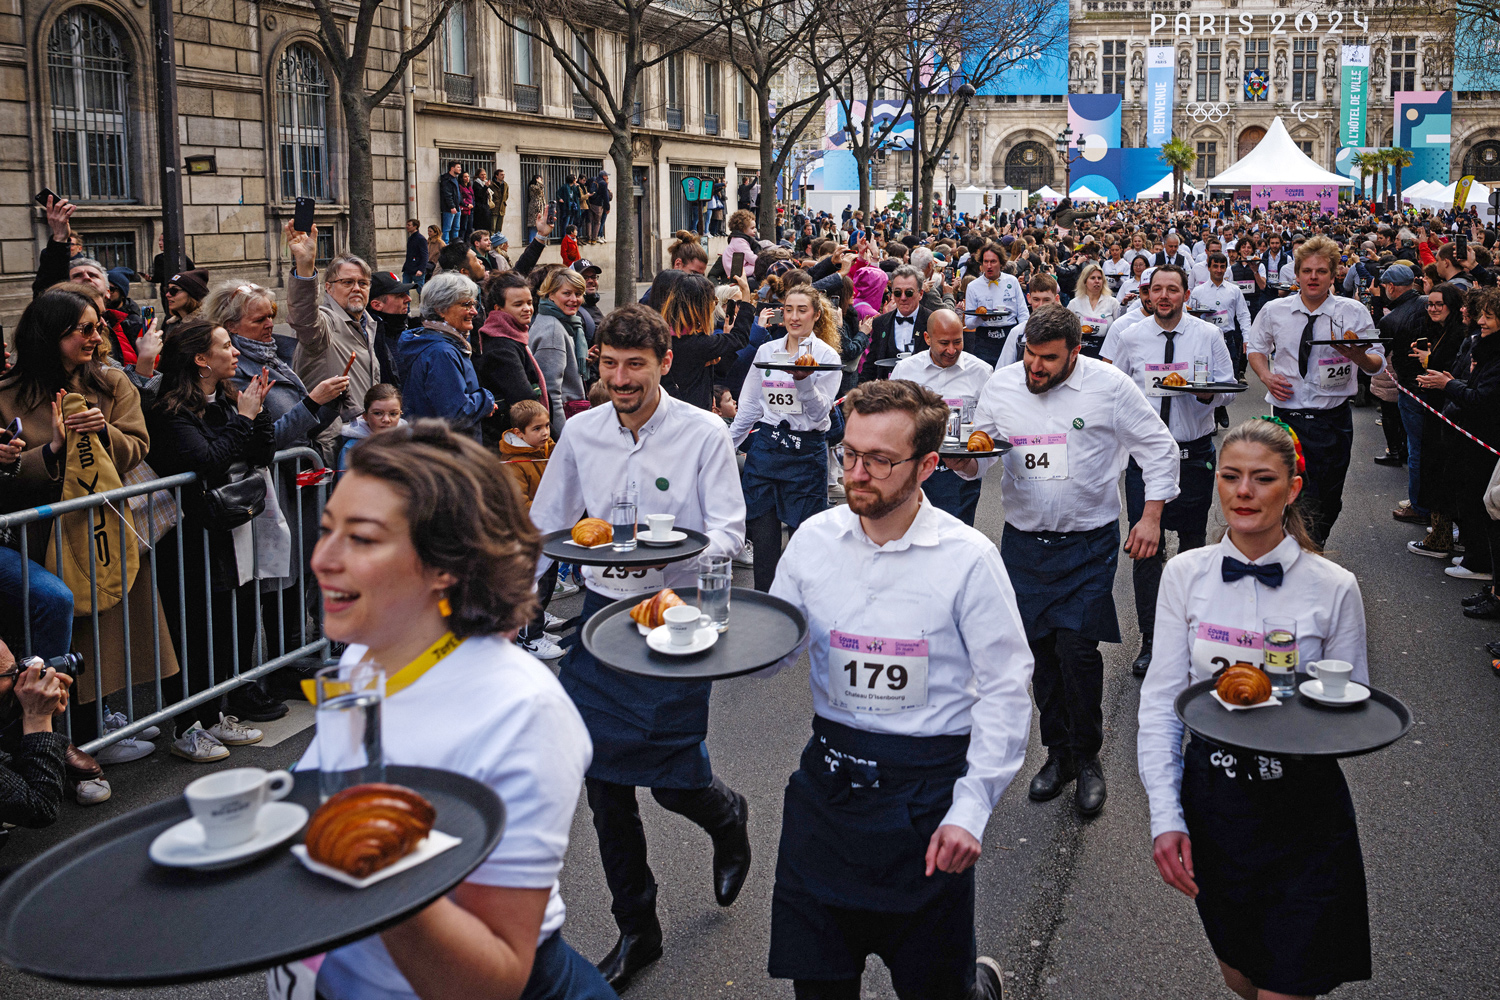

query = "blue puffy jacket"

[395,324,495,440]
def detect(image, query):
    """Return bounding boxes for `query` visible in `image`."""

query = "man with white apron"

[890,309,992,525]
[949,305,1179,816]
[764,379,1031,1000]
[529,305,750,991]
[960,242,1028,367]
[1110,264,1235,678]
[1247,235,1384,546]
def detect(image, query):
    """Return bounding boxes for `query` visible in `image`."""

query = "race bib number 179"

[827,630,929,714]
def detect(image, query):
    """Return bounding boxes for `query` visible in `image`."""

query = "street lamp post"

[1054,126,1074,198]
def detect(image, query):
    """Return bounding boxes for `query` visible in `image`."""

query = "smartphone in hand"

[33,188,59,207]
[293,197,316,234]
[0,416,22,445]
[731,251,745,279]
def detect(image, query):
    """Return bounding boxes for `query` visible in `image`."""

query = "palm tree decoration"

[1349,151,1374,202]
[1374,148,1395,208]
[1388,147,1414,207]
[1159,138,1197,207]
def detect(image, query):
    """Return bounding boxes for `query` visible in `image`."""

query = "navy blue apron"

[964,325,1013,367]
[769,717,974,982]
[923,467,984,526]
[742,422,829,528]
[1000,522,1121,643]
[1182,736,1371,997]
[558,587,714,789]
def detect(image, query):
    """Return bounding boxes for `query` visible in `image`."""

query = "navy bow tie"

[1221,556,1284,588]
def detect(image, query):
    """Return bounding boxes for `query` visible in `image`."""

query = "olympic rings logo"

[1185,102,1231,123]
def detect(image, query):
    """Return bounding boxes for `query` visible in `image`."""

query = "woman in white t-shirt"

[1067,263,1120,358]
[299,422,613,1000]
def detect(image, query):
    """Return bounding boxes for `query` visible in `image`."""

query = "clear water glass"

[1192,355,1210,384]
[315,662,385,801]
[611,488,638,552]
[947,406,963,441]
[1262,617,1299,699]
[697,554,733,633]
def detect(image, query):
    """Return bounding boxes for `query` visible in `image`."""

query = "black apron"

[558,587,714,789]
[1182,736,1372,997]
[741,422,829,528]
[1000,521,1122,643]
[923,466,984,526]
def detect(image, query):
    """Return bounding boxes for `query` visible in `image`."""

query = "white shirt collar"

[831,493,943,551]
[1218,531,1304,572]
[613,388,672,441]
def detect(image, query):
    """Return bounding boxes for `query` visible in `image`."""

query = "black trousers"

[1124,446,1215,643]
[520,560,560,641]
[1378,399,1407,460]
[1455,442,1500,576]
[584,775,742,935]
[1275,404,1353,547]
[1030,629,1104,760]
[748,511,798,592]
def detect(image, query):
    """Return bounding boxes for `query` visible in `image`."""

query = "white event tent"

[1134,172,1205,201]
[1203,117,1354,190]
[1035,185,1062,203]
[1069,185,1108,203]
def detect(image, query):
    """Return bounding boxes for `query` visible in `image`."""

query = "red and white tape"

[1394,382,1500,458]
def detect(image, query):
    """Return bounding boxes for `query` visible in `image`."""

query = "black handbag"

[201,462,266,531]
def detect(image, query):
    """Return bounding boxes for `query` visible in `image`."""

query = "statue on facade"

[1323,47,1338,91]
[1084,50,1097,85]
[1274,48,1288,85]
[1070,49,1081,86]
[1372,47,1386,95]
[1177,47,1191,97]
[1131,48,1145,83]
[1226,47,1239,87]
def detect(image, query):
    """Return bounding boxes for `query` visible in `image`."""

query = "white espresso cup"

[1307,659,1354,699]
[646,514,676,540]
[184,767,294,849]
[663,603,710,646]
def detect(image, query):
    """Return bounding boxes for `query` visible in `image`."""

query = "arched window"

[48,9,131,202]
[1464,141,1500,184]
[1005,141,1053,191]
[277,44,331,201]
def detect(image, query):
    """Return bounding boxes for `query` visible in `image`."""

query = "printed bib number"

[762,377,803,415]
[1191,622,1263,676]
[1316,355,1353,391]
[1143,361,1192,398]
[1005,433,1069,480]
[1235,279,1257,295]
[586,564,665,598]
[827,630,929,714]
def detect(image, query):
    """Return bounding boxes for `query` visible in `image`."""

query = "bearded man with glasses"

[860,266,932,382]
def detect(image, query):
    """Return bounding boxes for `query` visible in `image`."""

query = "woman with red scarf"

[476,271,548,448]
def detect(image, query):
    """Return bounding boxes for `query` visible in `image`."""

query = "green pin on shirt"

[656,477,670,491]
[1072,417,1085,430]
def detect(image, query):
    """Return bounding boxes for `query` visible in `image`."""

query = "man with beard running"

[764,379,1030,1000]
[948,305,1179,816]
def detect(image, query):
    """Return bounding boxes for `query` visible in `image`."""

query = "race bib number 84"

[1006,433,1069,480]
[827,630,929,714]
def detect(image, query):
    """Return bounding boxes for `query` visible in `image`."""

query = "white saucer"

[150,801,309,870]
[639,531,688,546]
[646,624,719,656]
[1299,679,1371,707]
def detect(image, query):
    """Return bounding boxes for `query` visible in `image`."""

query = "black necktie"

[1221,556,1285,587]
[1159,329,1177,425]
[1297,312,1319,378]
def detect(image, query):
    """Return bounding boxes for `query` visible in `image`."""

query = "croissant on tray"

[1160,371,1189,387]
[572,518,613,546]
[794,354,819,367]
[966,430,993,452]
[305,783,436,878]
[631,589,685,629]
[1216,665,1272,706]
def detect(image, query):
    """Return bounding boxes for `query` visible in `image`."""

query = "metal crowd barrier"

[0,448,331,754]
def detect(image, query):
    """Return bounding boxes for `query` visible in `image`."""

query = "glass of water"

[1192,355,1210,385]
[611,488,638,552]
[1262,617,1299,700]
[315,662,385,801]
[697,554,733,633]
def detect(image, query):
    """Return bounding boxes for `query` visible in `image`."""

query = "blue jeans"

[442,210,462,242]
[1396,390,1428,517]
[0,547,74,660]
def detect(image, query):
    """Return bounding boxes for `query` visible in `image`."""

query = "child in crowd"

[560,225,581,267]
[499,398,553,510]
[337,384,405,469]
[711,384,737,423]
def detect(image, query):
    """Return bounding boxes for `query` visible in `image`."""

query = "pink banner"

[1251,185,1340,211]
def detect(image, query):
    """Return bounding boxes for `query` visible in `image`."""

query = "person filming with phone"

[0,637,74,866]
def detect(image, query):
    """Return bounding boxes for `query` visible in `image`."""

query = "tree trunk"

[343,91,377,266]
[855,148,872,220]
[1394,161,1403,206]
[609,132,636,308]
[920,167,935,236]
[758,112,779,241]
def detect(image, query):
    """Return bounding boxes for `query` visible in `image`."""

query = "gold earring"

[438,596,452,618]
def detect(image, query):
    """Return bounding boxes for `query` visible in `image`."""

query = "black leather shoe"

[1463,588,1494,608]
[1131,640,1152,679]
[1463,597,1500,621]
[974,956,1004,1000]
[226,682,289,722]
[1028,751,1077,801]
[596,920,663,993]
[1373,452,1405,467]
[1075,757,1107,816]
[1214,405,1230,428]
[712,792,751,907]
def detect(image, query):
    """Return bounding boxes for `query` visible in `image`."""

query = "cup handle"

[699,615,713,631]
[265,769,295,801]
[1305,661,1318,679]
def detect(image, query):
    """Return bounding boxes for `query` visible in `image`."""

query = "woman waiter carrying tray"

[1137,417,1373,1000]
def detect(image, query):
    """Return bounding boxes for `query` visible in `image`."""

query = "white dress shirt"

[1109,314,1234,443]
[766,499,1035,841]
[1187,279,1253,335]
[963,273,1029,336]
[1102,257,1131,293]
[1067,294,1120,336]
[1137,533,1370,839]
[1100,305,1155,362]
[889,350,994,404]
[728,334,843,441]
[1277,260,1297,286]
[530,389,747,599]
[958,355,1181,532]
[1246,293,1383,410]
[891,307,921,353]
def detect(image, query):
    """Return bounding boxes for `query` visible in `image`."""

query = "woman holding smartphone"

[1137,417,1373,1000]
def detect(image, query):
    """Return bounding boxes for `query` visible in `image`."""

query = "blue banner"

[968,1,1068,96]
[1145,46,1174,148]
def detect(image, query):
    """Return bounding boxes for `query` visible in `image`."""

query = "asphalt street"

[3,374,1498,999]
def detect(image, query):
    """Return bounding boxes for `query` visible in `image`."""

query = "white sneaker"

[104,709,160,742]
[1446,564,1494,581]
[208,713,264,747]
[733,541,754,568]
[554,575,580,598]
[73,778,111,806]
[543,611,569,631]
[95,712,157,764]
[170,725,230,763]
[1452,555,1465,566]
[518,634,566,660]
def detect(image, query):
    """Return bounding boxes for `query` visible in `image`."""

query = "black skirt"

[1182,737,1372,996]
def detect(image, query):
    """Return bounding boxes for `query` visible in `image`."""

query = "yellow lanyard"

[300,631,463,703]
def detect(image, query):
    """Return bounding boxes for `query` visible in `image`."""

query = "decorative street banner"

[1339,46,1369,148]
[1145,47,1174,148]
[1244,68,1268,102]
[1251,185,1339,211]
[1395,91,1452,185]
[822,98,914,152]
[968,0,1069,95]
[1455,175,1475,212]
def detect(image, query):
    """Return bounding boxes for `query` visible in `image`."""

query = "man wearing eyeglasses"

[860,266,932,382]
[285,221,379,456]
[762,379,1027,1000]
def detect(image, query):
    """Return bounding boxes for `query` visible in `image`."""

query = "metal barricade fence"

[0,448,331,755]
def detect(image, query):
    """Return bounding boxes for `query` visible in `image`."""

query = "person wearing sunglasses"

[859,266,931,383]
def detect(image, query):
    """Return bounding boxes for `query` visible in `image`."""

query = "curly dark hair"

[346,420,540,637]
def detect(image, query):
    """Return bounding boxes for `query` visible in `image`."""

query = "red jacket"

[560,235,580,266]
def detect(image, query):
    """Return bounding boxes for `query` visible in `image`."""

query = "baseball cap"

[370,271,413,297]
[572,259,602,276]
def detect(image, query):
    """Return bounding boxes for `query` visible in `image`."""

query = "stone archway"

[1464,140,1500,184]
[1004,141,1054,191]
[1237,126,1267,161]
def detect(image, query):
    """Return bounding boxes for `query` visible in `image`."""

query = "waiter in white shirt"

[890,309,991,524]
[1187,237,1224,288]
[765,379,1029,1000]
[1232,237,1269,323]
[949,306,1179,816]
[1188,252,1252,386]
[1247,234,1384,546]
[961,242,1029,367]
[1106,264,1234,678]
[530,304,751,991]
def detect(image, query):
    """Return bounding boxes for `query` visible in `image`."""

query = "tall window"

[736,72,750,138]
[443,4,469,76]
[570,31,592,97]
[1291,39,1315,101]
[48,9,131,202]
[1391,37,1417,92]
[1244,39,1268,101]
[1196,40,1220,102]
[1102,40,1127,95]
[703,60,720,134]
[1195,141,1217,178]
[513,18,533,86]
[666,54,684,130]
[276,45,330,201]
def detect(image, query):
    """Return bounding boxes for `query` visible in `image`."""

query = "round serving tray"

[1174,675,1413,758]
[541,526,709,568]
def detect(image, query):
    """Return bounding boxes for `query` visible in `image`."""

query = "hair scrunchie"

[1255,414,1306,474]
